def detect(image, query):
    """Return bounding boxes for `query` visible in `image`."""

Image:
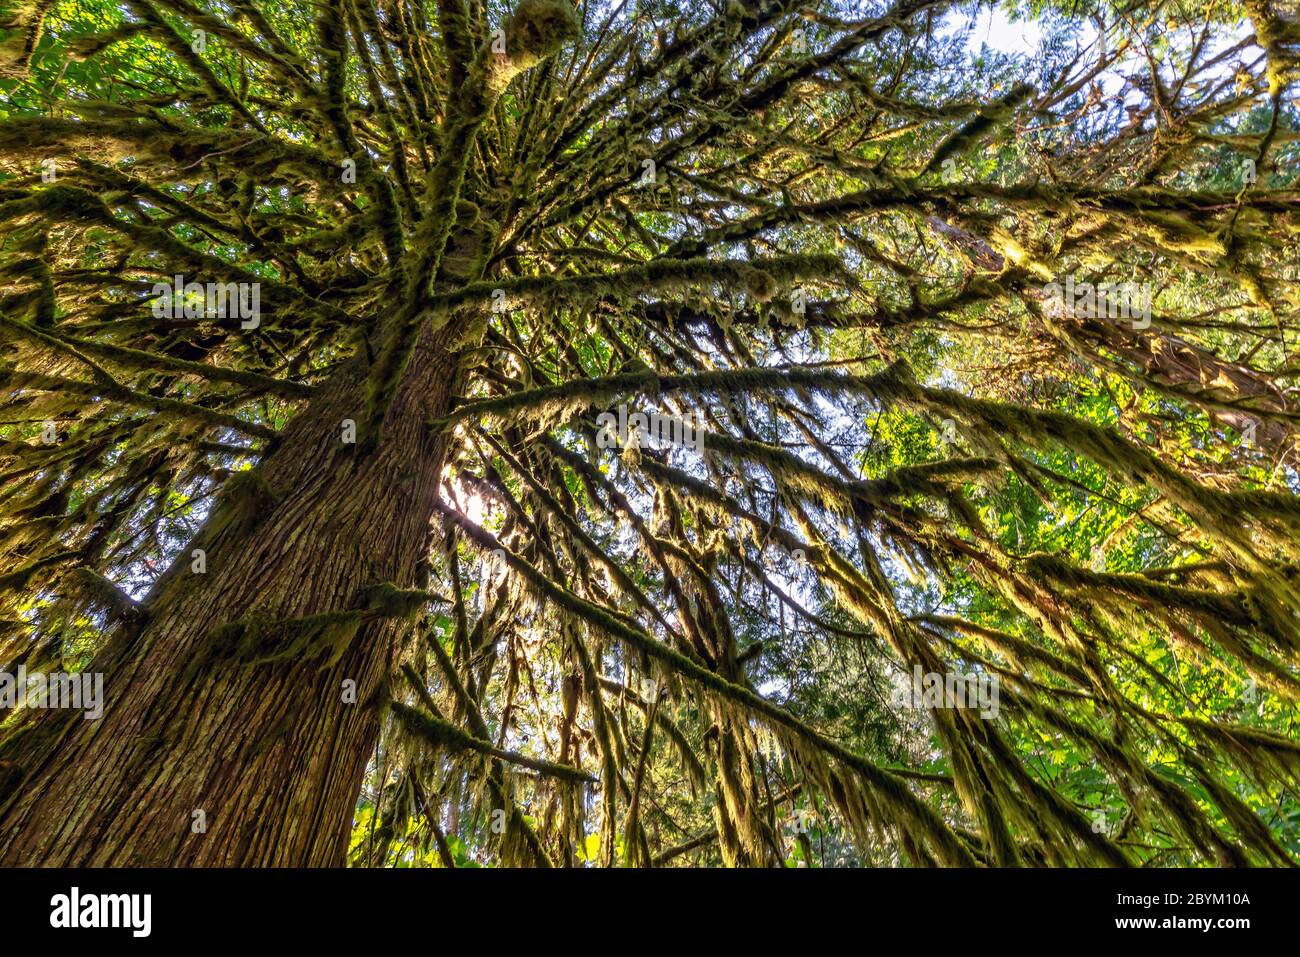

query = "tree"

[0,0,1297,867]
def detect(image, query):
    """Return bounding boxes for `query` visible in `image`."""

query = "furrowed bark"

[0,327,461,866]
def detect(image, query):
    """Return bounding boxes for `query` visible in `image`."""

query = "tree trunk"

[0,328,461,865]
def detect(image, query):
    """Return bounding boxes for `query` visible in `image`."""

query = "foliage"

[1,0,1299,866]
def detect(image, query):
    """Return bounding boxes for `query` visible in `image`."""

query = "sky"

[965,4,1044,56]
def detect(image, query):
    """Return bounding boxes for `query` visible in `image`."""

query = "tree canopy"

[1,0,1299,867]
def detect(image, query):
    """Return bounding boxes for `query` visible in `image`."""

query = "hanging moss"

[2,0,1298,870]
[390,700,593,783]
[217,609,364,668]
[363,582,449,619]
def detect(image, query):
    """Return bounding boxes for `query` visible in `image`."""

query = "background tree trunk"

[0,329,461,866]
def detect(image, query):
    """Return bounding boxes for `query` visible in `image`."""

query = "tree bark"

[0,327,461,866]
